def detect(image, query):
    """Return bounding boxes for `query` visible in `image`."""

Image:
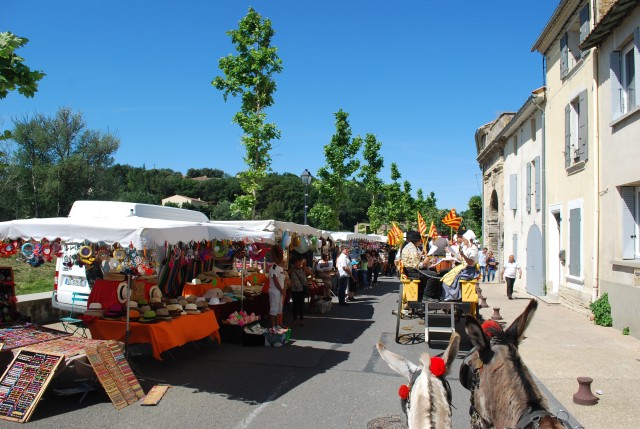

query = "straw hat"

[139,310,157,323]
[155,307,172,320]
[85,302,105,317]
[185,303,200,315]
[116,282,129,304]
[149,285,162,300]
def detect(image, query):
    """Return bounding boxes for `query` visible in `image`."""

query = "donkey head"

[464,299,562,429]
[376,332,460,429]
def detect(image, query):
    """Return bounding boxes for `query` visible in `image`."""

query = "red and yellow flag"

[387,231,396,246]
[417,212,428,237]
[442,208,463,231]
[391,222,404,243]
[428,221,437,238]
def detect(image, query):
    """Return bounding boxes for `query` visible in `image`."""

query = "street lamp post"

[300,169,312,225]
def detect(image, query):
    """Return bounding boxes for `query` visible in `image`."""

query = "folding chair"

[60,292,89,337]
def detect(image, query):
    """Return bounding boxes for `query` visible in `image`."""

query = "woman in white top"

[269,246,286,329]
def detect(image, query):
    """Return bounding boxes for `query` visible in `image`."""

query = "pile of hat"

[85,303,105,318]
[103,304,126,320]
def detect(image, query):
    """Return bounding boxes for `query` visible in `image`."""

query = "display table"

[209,294,269,325]
[88,279,156,310]
[87,311,220,360]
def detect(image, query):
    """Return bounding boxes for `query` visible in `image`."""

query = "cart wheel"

[395,282,403,343]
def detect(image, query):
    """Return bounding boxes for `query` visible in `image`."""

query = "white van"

[53,201,209,313]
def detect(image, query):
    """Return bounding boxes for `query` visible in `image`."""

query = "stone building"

[475,113,515,267]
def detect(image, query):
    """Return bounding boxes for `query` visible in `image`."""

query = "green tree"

[8,108,119,218]
[212,7,282,220]
[358,133,385,231]
[0,32,45,100]
[310,109,361,230]
[459,195,482,240]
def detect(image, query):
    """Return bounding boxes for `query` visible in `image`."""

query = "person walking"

[336,245,354,305]
[501,254,522,299]
[486,251,498,282]
[289,256,314,325]
[478,247,488,282]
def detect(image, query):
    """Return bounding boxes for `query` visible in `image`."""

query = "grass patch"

[0,257,55,296]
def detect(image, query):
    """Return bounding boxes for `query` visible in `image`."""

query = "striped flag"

[428,221,437,238]
[392,222,404,243]
[442,208,463,231]
[387,231,396,246]
[417,212,428,237]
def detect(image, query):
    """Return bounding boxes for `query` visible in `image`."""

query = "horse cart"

[395,260,479,347]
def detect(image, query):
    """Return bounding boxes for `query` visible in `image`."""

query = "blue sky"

[2,1,558,211]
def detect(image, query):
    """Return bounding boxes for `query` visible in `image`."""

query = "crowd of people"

[266,234,524,330]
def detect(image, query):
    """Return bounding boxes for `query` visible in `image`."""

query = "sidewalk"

[477,280,640,429]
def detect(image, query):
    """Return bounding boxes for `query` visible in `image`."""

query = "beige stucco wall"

[594,8,640,338]
[502,107,544,293]
[543,11,597,313]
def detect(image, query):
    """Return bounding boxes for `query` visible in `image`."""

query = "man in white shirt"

[501,254,522,299]
[336,245,353,306]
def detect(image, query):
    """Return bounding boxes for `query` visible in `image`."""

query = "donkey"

[376,332,460,429]
[463,300,569,429]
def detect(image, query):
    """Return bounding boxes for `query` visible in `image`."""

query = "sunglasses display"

[0,349,64,423]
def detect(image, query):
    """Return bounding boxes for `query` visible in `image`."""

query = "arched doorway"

[526,225,544,296]
[487,190,500,258]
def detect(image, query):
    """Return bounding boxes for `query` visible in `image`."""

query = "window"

[534,156,541,211]
[565,90,588,168]
[526,162,532,213]
[560,4,590,79]
[513,234,518,261]
[569,207,581,277]
[513,135,518,156]
[611,30,639,120]
[530,118,537,141]
[510,174,517,210]
[621,186,639,259]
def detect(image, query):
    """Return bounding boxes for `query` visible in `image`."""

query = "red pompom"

[398,384,410,400]
[482,320,501,337]
[430,356,446,377]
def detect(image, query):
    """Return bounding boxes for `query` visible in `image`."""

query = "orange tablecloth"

[87,311,220,360]
[182,274,267,296]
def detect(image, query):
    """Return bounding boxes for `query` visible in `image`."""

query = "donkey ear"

[443,332,461,370]
[376,341,420,381]
[465,315,490,351]
[505,299,538,345]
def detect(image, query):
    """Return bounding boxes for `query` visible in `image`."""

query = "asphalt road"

[7,277,575,429]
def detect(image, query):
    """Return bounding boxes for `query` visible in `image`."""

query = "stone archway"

[486,190,500,257]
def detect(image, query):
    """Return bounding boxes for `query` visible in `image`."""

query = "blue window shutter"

[534,156,541,211]
[621,187,636,260]
[632,27,640,110]
[579,4,590,44]
[610,51,622,119]
[526,162,532,212]
[510,174,518,210]
[565,104,571,168]
[513,234,518,261]
[578,90,588,161]
[561,32,569,78]
[569,208,581,277]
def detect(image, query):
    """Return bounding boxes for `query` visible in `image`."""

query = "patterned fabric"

[400,242,421,270]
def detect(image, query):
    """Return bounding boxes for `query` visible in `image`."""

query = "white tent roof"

[326,231,387,243]
[210,220,322,238]
[0,217,275,248]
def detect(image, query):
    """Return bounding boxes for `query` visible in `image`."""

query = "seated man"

[315,253,335,298]
[399,230,431,302]
[441,229,479,301]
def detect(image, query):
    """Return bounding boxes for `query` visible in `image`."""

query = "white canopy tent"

[210,220,322,240]
[0,217,275,248]
[325,231,387,243]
